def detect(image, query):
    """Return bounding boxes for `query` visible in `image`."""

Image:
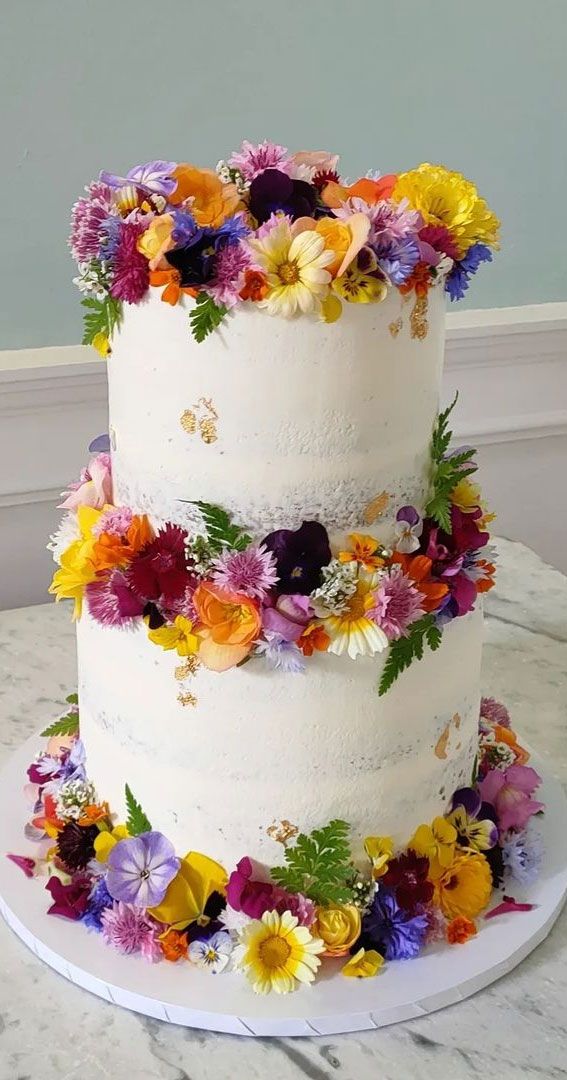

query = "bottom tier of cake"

[76,605,483,869]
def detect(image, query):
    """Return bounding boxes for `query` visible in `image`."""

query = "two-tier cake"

[17,143,545,995]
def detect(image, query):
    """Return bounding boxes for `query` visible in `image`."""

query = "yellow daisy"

[234,910,324,995]
[323,575,388,660]
[393,164,500,258]
[247,218,334,317]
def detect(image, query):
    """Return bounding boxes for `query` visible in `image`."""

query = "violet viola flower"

[393,506,423,554]
[262,594,313,642]
[446,787,499,851]
[262,521,332,595]
[106,832,180,908]
[478,765,544,833]
[248,168,317,224]
[99,160,178,198]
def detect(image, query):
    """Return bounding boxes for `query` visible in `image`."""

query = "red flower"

[382,850,434,911]
[127,524,191,605]
[46,873,92,920]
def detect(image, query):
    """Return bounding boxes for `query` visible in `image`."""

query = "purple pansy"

[262,521,332,595]
[99,160,178,198]
[248,169,317,224]
[394,505,423,554]
[106,832,180,908]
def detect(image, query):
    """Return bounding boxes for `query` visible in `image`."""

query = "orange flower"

[338,533,386,572]
[194,582,261,671]
[160,928,188,962]
[169,165,241,227]
[32,793,65,837]
[137,214,175,269]
[475,558,496,594]
[391,552,448,612]
[78,802,110,827]
[298,624,331,656]
[321,174,397,208]
[447,915,477,945]
[239,268,269,302]
[492,724,530,766]
[399,261,431,298]
[91,514,154,572]
[149,268,198,306]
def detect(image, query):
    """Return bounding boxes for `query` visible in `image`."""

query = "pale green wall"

[1,0,565,348]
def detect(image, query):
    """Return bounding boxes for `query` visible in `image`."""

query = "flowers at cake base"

[106,832,180,908]
[342,947,384,978]
[478,764,544,833]
[100,901,162,961]
[234,910,325,994]
[312,903,361,957]
[446,915,477,945]
[148,851,227,931]
[188,931,233,973]
[247,218,334,317]
[445,788,499,852]
[381,850,434,911]
[409,816,457,873]
[431,851,493,920]
[360,889,429,960]
[502,825,544,886]
[45,873,92,920]
[364,835,395,880]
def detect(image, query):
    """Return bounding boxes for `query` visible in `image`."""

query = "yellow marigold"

[312,903,361,957]
[393,164,500,259]
[433,851,493,920]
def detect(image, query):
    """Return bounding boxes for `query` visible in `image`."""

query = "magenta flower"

[86,570,145,627]
[101,901,162,960]
[69,181,114,261]
[59,453,112,511]
[99,160,178,197]
[226,857,314,924]
[418,224,460,264]
[478,764,544,833]
[480,697,511,729]
[6,853,35,878]
[208,241,252,308]
[46,873,92,920]
[212,543,278,600]
[127,524,190,605]
[109,221,150,304]
[368,566,424,640]
[106,832,180,908]
[485,895,536,920]
[228,139,291,181]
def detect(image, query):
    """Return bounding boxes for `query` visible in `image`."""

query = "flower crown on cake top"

[70,141,500,354]
[48,399,496,696]
[10,697,543,994]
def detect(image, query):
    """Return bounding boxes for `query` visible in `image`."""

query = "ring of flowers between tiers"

[69,142,500,355]
[11,697,543,994]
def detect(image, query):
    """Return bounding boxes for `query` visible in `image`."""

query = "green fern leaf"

[378,615,443,696]
[124,784,152,836]
[195,501,252,552]
[271,819,355,905]
[40,711,79,738]
[189,293,228,343]
[81,295,122,346]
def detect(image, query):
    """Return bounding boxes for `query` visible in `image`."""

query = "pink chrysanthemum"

[208,242,252,308]
[69,181,114,261]
[100,901,162,962]
[337,197,421,245]
[92,506,134,537]
[212,544,278,600]
[228,139,292,181]
[109,221,149,304]
[86,570,145,627]
[480,697,511,729]
[368,566,424,640]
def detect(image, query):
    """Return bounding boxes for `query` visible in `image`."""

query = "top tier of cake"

[108,287,444,539]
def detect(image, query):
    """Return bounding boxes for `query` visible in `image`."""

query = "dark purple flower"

[165,234,218,287]
[360,889,429,960]
[248,169,317,224]
[106,832,180,908]
[56,822,99,871]
[46,873,92,920]
[381,851,434,912]
[262,521,332,595]
[83,877,114,932]
[127,524,190,605]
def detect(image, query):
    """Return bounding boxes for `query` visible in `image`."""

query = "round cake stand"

[0,733,565,1038]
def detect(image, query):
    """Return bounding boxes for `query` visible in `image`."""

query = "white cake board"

[0,733,565,1037]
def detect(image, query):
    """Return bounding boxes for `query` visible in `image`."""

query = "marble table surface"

[0,536,566,1080]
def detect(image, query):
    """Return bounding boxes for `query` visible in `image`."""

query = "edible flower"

[478,764,544,833]
[393,164,500,258]
[137,214,175,268]
[169,164,241,227]
[445,787,498,851]
[338,533,386,572]
[409,817,457,873]
[323,575,388,660]
[313,904,361,957]
[149,268,197,306]
[247,217,334,317]
[59,453,112,512]
[193,582,261,671]
[147,615,199,657]
[106,832,180,908]
[48,505,104,618]
[94,824,129,863]
[233,909,324,995]
[332,249,388,305]
[342,947,384,978]
[446,915,477,944]
[188,931,233,973]
[432,851,493,919]
[364,835,394,879]
[149,851,227,931]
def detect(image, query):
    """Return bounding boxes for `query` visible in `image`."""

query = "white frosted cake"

[21,144,544,996]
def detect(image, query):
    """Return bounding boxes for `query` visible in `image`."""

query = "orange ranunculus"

[169,164,241,227]
[239,268,269,301]
[447,915,477,945]
[298,623,331,657]
[391,552,449,612]
[194,582,261,672]
[321,174,398,209]
[91,514,154,572]
[149,268,199,306]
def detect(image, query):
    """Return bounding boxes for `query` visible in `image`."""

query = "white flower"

[188,931,233,974]
[47,512,81,563]
[393,517,423,554]
[310,559,359,616]
[218,906,252,937]
[54,778,97,821]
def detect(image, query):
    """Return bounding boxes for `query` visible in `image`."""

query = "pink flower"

[228,139,292,181]
[69,181,114,261]
[109,221,150,304]
[226,857,314,925]
[93,506,133,537]
[271,887,316,927]
[46,873,92,920]
[480,697,511,729]
[86,570,145,626]
[7,853,36,878]
[208,242,252,309]
[485,895,536,920]
[262,594,313,642]
[367,566,424,640]
[100,901,162,961]
[212,544,278,601]
[337,197,421,246]
[59,453,112,511]
[479,764,544,833]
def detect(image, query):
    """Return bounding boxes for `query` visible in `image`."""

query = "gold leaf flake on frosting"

[177,690,197,708]
[410,294,429,340]
[389,316,403,338]
[266,820,299,847]
[180,398,219,443]
[434,724,450,760]
[180,409,197,435]
[363,491,390,525]
[453,712,461,729]
[174,656,200,681]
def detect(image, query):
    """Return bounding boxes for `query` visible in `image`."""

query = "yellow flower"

[234,910,324,995]
[149,851,227,930]
[247,218,334,317]
[410,817,457,873]
[313,904,361,957]
[92,331,111,358]
[364,835,394,879]
[137,214,175,269]
[332,259,388,305]
[323,575,388,660]
[94,824,129,863]
[320,292,343,323]
[393,164,500,258]
[433,851,493,920]
[450,477,496,528]
[313,214,370,278]
[342,947,384,979]
[48,505,103,618]
[148,615,199,657]
[339,533,386,573]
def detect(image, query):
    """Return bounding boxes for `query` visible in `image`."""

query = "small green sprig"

[189,293,228,343]
[124,784,152,836]
[425,393,477,532]
[41,694,80,737]
[81,294,122,346]
[378,615,442,696]
[271,819,355,905]
[195,501,252,553]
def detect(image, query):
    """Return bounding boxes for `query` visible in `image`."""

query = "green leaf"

[124,784,152,836]
[430,393,459,463]
[189,293,228,343]
[40,711,79,738]
[66,692,78,705]
[195,501,252,553]
[426,393,480,531]
[81,294,122,346]
[271,819,355,905]
[378,615,442,696]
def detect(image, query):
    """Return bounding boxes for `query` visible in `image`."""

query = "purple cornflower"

[69,181,114,261]
[361,888,429,960]
[83,877,114,932]
[445,243,492,301]
[100,902,162,961]
[228,140,292,181]
[212,544,278,600]
[255,632,305,673]
[502,825,544,886]
[208,242,252,308]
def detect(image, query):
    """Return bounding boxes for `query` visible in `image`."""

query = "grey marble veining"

[0,536,565,1080]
